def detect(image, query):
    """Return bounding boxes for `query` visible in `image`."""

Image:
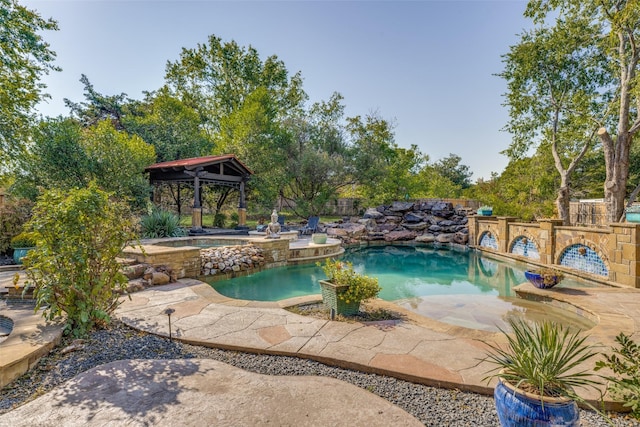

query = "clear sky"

[22,0,531,181]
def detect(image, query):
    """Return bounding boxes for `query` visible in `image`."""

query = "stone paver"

[3,271,640,420]
[111,279,640,411]
[0,359,423,427]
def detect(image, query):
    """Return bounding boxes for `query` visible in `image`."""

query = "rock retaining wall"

[326,201,469,245]
[200,244,266,277]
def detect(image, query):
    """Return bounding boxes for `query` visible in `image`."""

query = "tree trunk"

[556,184,571,226]
[600,128,631,223]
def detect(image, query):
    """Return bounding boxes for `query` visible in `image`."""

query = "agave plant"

[140,209,187,239]
[482,318,601,400]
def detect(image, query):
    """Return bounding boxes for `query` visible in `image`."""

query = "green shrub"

[23,182,137,337]
[140,209,187,238]
[10,232,36,248]
[0,197,33,253]
[319,258,381,304]
[595,332,640,418]
[229,212,239,228]
[213,212,226,228]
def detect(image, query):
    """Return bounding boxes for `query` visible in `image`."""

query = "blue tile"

[559,244,608,277]
[479,232,498,250]
[510,236,540,260]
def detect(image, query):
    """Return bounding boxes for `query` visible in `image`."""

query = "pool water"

[210,245,598,332]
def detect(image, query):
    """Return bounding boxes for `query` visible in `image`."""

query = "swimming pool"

[209,245,598,332]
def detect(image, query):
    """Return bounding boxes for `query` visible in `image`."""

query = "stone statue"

[266,209,281,238]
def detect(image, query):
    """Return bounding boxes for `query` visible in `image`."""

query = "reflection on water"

[210,245,599,332]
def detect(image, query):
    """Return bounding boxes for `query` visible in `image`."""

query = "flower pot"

[494,377,579,427]
[12,247,34,265]
[626,212,640,223]
[524,270,563,289]
[477,208,493,216]
[311,233,327,244]
[319,279,360,316]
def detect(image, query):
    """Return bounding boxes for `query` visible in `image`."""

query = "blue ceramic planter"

[12,247,34,265]
[524,270,562,289]
[494,378,579,427]
[626,212,640,223]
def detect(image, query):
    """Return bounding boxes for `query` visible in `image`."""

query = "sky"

[22,0,533,181]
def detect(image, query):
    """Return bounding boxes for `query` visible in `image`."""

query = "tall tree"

[64,74,129,130]
[432,153,473,189]
[124,88,213,162]
[17,118,155,210]
[500,16,607,224]
[526,0,640,222]
[0,0,59,165]
[164,34,306,138]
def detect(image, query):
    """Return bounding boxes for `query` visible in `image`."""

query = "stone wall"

[468,215,640,288]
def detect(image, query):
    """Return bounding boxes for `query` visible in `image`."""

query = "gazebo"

[145,154,253,233]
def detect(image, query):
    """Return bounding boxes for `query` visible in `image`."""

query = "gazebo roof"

[145,154,252,188]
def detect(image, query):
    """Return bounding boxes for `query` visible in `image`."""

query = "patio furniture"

[299,216,320,235]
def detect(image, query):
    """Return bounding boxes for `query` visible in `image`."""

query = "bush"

[0,197,33,254]
[213,212,227,228]
[319,258,381,304]
[140,208,187,238]
[23,182,137,337]
[595,332,640,418]
[10,232,36,248]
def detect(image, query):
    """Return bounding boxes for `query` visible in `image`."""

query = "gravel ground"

[0,321,638,427]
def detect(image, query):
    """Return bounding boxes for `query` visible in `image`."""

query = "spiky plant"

[140,209,187,238]
[482,319,601,400]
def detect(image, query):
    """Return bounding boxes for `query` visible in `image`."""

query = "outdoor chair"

[299,216,320,235]
[278,215,289,231]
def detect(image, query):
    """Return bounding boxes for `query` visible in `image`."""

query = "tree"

[164,34,307,138]
[18,118,155,210]
[432,154,473,189]
[500,15,607,224]
[23,182,137,337]
[0,0,59,165]
[348,113,424,205]
[64,74,129,130]
[124,88,213,163]
[526,0,640,222]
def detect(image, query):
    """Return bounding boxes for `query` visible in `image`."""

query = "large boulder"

[403,212,425,223]
[402,222,428,231]
[435,233,456,243]
[390,201,415,212]
[432,202,455,218]
[384,230,417,241]
[363,208,385,220]
[415,233,436,243]
[454,232,469,245]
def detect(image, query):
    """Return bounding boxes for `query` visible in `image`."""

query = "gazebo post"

[236,179,249,230]
[191,170,203,233]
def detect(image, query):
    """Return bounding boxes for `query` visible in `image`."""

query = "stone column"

[496,217,518,253]
[467,215,478,247]
[538,219,563,265]
[609,223,640,288]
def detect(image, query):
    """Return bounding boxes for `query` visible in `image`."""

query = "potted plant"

[477,205,493,216]
[524,267,564,289]
[10,232,36,265]
[317,258,381,316]
[482,319,603,426]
